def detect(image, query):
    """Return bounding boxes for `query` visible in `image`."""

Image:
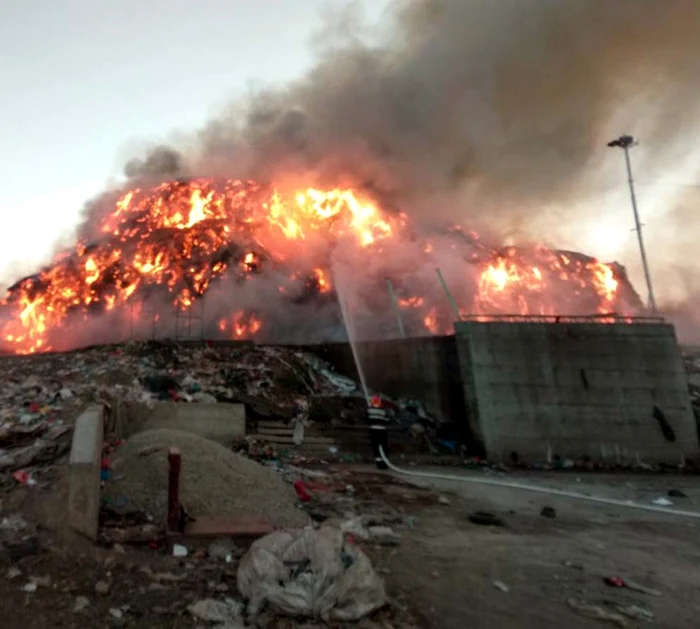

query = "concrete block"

[141,402,246,445]
[68,405,104,540]
[456,321,699,464]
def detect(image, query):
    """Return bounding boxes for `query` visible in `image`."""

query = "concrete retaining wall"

[454,321,699,464]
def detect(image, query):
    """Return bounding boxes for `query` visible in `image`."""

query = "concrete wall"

[454,321,699,464]
[312,337,470,430]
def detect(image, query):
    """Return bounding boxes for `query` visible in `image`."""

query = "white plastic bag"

[237,526,386,621]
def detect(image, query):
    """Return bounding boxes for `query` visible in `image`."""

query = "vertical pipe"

[623,146,657,313]
[385,278,406,339]
[167,448,182,533]
[435,268,462,320]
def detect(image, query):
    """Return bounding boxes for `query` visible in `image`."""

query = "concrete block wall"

[454,321,699,464]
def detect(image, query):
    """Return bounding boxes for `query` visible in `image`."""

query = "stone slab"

[68,405,104,540]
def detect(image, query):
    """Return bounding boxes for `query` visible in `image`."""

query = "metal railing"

[456,313,666,325]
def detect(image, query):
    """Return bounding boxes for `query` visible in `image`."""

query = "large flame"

[0,178,641,354]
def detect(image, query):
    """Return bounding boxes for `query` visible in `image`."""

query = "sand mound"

[105,429,308,528]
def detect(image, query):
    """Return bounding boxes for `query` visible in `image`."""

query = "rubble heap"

[104,429,309,528]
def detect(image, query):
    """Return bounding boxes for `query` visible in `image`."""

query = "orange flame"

[0,178,634,353]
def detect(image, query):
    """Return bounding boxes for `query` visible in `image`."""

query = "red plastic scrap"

[294,479,312,502]
[603,576,626,588]
[12,470,31,485]
[101,457,111,471]
[29,402,40,413]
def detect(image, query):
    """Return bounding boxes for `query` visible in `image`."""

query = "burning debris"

[0,179,643,354]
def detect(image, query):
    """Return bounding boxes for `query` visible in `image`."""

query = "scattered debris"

[172,543,188,557]
[74,596,90,613]
[616,604,654,622]
[294,479,312,502]
[12,470,36,486]
[567,598,628,627]
[188,598,244,624]
[540,506,557,519]
[603,576,626,588]
[139,567,186,583]
[367,525,401,546]
[668,489,687,498]
[438,496,451,505]
[624,579,662,597]
[468,511,505,527]
[95,580,111,595]
[108,608,123,620]
[493,580,510,593]
[603,577,661,596]
[208,539,239,563]
[651,497,673,507]
[5,567,21,580]
[29,575,51,588]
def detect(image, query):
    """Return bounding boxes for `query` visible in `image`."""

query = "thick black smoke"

[181,1,700,216]
[77,0,700,340]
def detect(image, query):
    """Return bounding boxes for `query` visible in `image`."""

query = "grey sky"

[0,0,384,281]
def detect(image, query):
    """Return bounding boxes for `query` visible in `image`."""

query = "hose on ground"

[377,446,700,520]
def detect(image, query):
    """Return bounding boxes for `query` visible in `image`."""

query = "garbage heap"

[0,340,439,488]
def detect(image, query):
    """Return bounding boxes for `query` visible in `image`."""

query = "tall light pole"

[607,135,657,314]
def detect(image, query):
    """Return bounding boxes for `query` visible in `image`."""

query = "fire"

[0,178,640,354]
[423,307,439,334]
[399,296,424,308]
[218,311,262,339]
[313,268,331,293]
[476,247,625,316]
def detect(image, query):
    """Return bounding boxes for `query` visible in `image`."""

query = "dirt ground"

[3,461,700,628]
[383,468,700,628]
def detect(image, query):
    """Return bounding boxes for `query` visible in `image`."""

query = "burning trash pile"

[0,178,644,355]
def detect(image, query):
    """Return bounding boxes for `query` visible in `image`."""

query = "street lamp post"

[607,135,658,314]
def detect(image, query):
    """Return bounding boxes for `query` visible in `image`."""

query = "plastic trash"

[294,479,312,502]
[237,525,387,621]
[603,576,625,588]
[12,470,35,486]
[188,598,243,624]
[293,422,305,446]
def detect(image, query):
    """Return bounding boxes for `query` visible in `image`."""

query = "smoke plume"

[180,0,700,220]
[7,0,700,351]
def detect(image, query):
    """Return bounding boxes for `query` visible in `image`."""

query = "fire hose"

[371,432,700,520]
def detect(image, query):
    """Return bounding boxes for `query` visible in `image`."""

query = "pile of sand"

[105,429,308,528]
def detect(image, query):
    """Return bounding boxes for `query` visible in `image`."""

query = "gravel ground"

[104,429,309,528]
